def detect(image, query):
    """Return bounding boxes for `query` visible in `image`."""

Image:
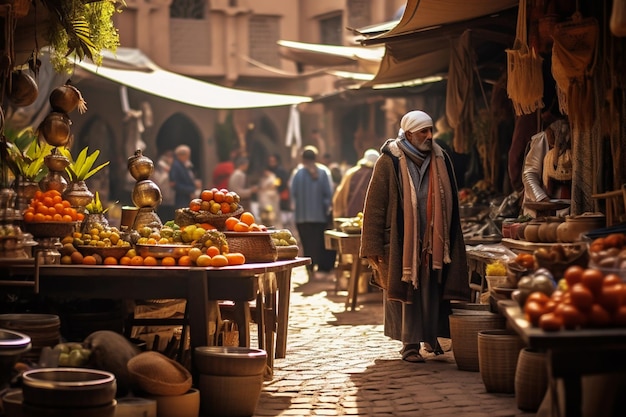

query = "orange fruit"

[206,246,220,257]
[70,251,84,264]
[213,191,225,203]
[83,255,97,265]
[189,198,202,212]
[195,254,212,267]
[33,213,45,222]
[224,193,235,204]
[188,247,203,262]
[225,252,245,265]
[76,212,84,221]
[240,212,255,226]
[161,256,177,266]
[52,213,63,222]
[130,255,144,266]
[210,254,229,267]
[200,189,213,202]
[54,203,65,214]
[220,202,231,214]
[233,222,250,232]
[119,256,131,265]
[23,212,34,222]
[178,255,192,266]
[103,257,118,265]
[143,256,158,266]
[225,217,240,231]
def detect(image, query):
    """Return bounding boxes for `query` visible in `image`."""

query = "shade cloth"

[74,48,311,109]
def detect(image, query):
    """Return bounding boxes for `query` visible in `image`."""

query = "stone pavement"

[252,266,538,417]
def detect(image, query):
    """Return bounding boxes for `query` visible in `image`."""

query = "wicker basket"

[224,232,277,263]
[276,245,299,260]
[449,311,506,372]
[127,351,192,396]
[478,329,525,393]
[515,348,548,411]
[77,245,129,260]
[174,206,244,230]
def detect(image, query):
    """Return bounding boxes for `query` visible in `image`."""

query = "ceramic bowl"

[21,368,116,408]
[142,388,200,417]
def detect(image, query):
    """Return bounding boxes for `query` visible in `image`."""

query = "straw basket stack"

[478,329,525,393]
[449,311,506,372]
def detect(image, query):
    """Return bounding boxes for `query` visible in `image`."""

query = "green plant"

[85,191,115,214]
[60,146,109,181]
[42,0,123,73]
[2,127,52,182]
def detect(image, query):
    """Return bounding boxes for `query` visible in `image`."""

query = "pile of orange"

[187,246,245,267]
[224,211,267,232]
[189,187,240,215]
[23,189,84,223]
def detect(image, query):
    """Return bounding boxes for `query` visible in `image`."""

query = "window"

[348,0,371,29]
[320,14,343,46]
[170,0,205,19]
[249,15,281,67]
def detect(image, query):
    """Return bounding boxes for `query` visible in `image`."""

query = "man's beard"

[416,140,432,152]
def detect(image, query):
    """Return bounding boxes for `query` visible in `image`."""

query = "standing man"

[228,156,258,213]
[360,110,470,363]
[332,148,380,218]
[290,146,335,281]
[170,144,201,210]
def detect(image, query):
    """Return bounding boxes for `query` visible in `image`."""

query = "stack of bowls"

[20,368,117,417]
[194,346,267,417]
[0,329,31,388]
[0,314,60,362]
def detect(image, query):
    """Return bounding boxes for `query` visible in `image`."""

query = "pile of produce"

[22,189,84,223]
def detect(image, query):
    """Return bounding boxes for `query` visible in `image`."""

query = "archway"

[155,113,203,179]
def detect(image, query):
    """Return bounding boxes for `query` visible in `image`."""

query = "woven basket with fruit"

[175,188,244,230]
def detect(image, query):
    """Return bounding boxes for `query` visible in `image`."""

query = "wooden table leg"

[187,270,210,383]
[346,258,362,311]
[275,269,292,358]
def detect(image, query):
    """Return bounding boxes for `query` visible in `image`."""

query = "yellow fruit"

[188,247,203,262]
[60,255,72,265]
[125,248,137,258]
[192,227,206,241]
[195,254,212,267]
[209,202,221,214]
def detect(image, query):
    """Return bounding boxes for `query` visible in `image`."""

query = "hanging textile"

[446,31,476,154]
[506,0,545,115]
[551,11,599,132]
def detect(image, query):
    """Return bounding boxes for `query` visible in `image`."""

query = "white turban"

[400,110,433,133]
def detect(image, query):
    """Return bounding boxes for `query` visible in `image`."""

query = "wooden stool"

[592,184,626,227]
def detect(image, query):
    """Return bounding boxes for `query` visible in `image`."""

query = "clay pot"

[556,213,606,243]
[524,221,542,242]
[537,217,563,243]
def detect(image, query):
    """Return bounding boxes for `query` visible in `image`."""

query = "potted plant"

[58,146,109,210]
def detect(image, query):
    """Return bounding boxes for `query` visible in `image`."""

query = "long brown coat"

[360,139,471,303]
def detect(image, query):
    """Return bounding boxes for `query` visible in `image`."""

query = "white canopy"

[75,48,311,109]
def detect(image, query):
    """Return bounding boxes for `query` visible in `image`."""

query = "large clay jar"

[538,217,563,243]
[556,213,606,243]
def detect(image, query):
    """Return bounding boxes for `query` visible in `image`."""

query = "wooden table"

[0,257,311,378]
[499,299,626,417]
[324,230,364,311]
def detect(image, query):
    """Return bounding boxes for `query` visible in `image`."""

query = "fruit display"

[587,233,626,271]
[522,265,626,331]
[51,342,92,367]
[271,229,298,247]
[22,189,84,223]
[224,211,268,232]
[340,212,363,233]
[191,188,241,215]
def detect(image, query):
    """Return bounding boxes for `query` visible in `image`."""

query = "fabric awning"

[74,48,311,109]
[277,40,384,74]
[360,0,518,87]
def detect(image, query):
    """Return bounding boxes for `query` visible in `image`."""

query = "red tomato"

[587,304,611,328]
[539,312,563,331]
[581,268,605,295]
[569,283,594,311]
[525,300,547,327]
[526,291,550,306]
[597,283,624,313]
[556,303,586,330]
[564,265,584,288]
[603,274,623,287]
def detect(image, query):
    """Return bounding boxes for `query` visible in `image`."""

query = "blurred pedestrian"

[290,146,335,281]
[332,148,379,218]
[154,150,175,221]
[170,145,201,209]
[257,165,281,228]
[360,110,470,363]
[268,153,292,228]
[228,156,258,212]
[213,148,239,190]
